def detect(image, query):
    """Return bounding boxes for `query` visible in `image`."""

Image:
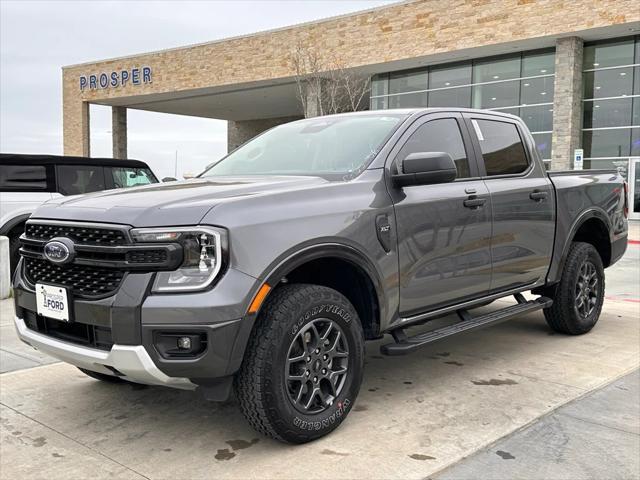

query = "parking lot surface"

[0,243,638,479]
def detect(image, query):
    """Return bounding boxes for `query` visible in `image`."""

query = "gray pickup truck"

[13,108,628,443]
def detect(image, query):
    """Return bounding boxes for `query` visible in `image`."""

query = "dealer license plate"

[35,283,70,322]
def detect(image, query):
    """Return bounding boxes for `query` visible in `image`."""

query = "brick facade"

[62,0,640,158]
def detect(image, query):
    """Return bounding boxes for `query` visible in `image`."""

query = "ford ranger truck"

[13,109,628,443]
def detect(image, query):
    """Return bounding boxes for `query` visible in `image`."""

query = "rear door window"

[57,165,106,195]
[0,164,52,191]
[472,119,529,176]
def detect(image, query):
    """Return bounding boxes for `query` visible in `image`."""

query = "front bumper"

[14,315,196,389]
[13,259,261,390]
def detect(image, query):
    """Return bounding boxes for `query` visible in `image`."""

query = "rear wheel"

[235,284,365,444]
[543,242,605,335]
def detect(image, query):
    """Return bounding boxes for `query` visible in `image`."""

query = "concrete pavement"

[0,243,638,479]
[434,370,640,480]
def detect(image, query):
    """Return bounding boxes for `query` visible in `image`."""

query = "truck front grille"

[24,257,125,298]
[25,222,127,245]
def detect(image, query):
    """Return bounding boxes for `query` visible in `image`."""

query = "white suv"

[0,154,159,273]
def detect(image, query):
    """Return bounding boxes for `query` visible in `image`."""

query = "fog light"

[177,336,192,350]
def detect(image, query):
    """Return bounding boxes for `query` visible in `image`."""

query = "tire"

[8,233,21,276]
[78,367,127,384]
[235,284,365,444]
[543,242,605,335]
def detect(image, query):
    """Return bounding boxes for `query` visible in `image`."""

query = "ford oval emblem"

[43,238,75,265]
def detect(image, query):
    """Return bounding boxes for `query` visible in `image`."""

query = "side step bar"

[380,295,552,356]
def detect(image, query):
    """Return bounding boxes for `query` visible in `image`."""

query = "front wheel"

[235,284,365,444]
[543,242,605,335]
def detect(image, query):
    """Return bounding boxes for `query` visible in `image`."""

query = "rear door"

[388,112,493,316]
[463,113,555,292]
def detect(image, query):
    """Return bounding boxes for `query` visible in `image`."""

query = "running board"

[381,295,552,356]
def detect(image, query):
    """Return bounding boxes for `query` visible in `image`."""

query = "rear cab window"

[0,164,54,191]
[471,119,529,176]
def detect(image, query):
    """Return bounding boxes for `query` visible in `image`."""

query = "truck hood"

[32,176,328,227]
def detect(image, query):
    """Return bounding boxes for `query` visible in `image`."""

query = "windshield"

[201,114,405,177]
[109,167,157,188]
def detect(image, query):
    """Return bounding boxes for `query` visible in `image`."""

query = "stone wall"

[62,0,640,156]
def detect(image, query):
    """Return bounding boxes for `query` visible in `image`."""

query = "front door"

[464,113,556,292]
[389,113,493,316]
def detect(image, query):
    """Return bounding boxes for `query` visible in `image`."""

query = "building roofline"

[62,0,412,69]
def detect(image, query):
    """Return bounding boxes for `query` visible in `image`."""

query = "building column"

[112,106,128,159]
[227,116,302,152]
[551,37,584,170]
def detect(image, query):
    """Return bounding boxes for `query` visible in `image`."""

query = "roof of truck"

[0,153,151,168]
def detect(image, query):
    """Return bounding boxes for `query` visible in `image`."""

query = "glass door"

[630,158,640,221]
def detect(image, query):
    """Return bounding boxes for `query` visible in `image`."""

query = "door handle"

[463,196,487,209]
[529,190,548,202]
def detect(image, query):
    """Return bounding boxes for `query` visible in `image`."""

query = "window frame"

[385,111,482,182]
[463,113,534,179]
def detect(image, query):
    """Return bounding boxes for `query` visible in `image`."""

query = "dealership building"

[63,0,639,176]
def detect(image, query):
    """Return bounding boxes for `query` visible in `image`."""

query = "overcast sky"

[0,0,397,179]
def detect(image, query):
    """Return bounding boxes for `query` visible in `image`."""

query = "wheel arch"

[261,243,386,340]
[0,213,31,237]
[559,209,612,275]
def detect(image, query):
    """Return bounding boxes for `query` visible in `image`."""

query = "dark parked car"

[12,109,628,443]
[0,154,158,272]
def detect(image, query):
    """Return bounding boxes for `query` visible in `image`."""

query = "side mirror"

[162,177,177,182]
[392,152,457,188]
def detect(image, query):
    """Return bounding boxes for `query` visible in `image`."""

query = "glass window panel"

[0,165,47,190]
[397,118,471,178]
[583,98,633,128]
[583,128,631,158]
[631,128,640,156]
[427,86,471,108]
[519,105,553,132]
[633,98,640,126]
[583,158,631,172]
[584,39,635,69]
[429,63,471,89]
[388,92,428,108]
[532,132,552,160]
[57,165,106,195]
[631,128,640,157]
[474,119,529,175]
[371,74,388,97]
[472,80,520,109]
[635,66,640,95]
[473,56,521,83]
[520,76,554,104]
[583,68,634,99]
[370,96,388,110]
[389,69,428,94]
[522,50,555,76]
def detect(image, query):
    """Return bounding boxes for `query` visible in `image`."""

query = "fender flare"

[261,241,387,323]
[555,207,612,279]
[0,213,31,237]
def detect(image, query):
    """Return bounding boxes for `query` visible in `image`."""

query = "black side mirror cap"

[162,177,178,182]
[392,151,457,188]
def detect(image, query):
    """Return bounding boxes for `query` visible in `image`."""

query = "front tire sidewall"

[274,302,363,438]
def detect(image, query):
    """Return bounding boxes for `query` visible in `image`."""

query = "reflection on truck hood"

[32,176,328,227]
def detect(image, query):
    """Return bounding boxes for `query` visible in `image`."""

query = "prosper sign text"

[80,67,152,91]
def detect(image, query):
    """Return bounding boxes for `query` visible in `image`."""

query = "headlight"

[131,226,226,292]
